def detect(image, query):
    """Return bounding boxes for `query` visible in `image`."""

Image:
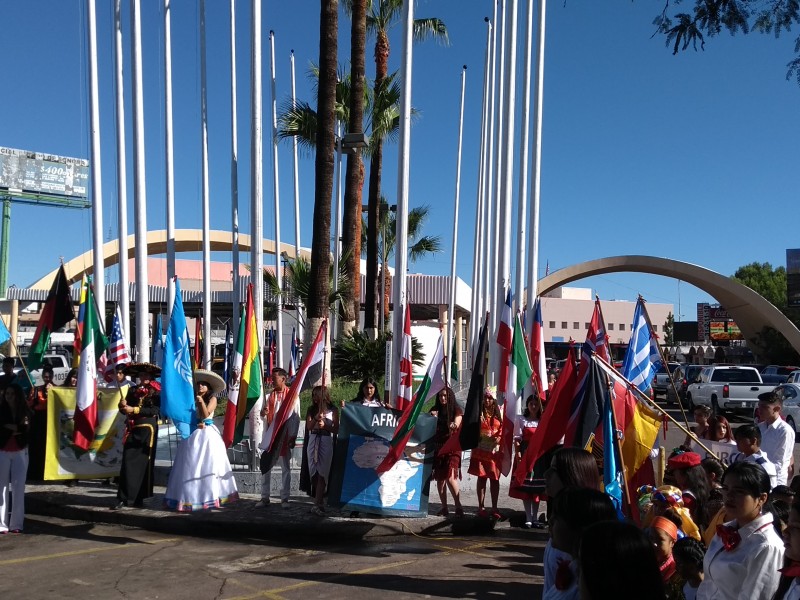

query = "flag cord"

[593,353,723,465]
[638,296,691,431]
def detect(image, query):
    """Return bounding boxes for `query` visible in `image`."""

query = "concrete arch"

[30,229,311,290]
[537,255,800,359]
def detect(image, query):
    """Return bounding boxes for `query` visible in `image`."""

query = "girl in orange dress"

[468,387,503,519]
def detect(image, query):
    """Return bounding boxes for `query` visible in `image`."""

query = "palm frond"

[277,101,318,154]
[409,236,442,262]
[413,17,449,46]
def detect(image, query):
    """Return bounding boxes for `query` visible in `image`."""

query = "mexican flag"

[500,313,533,476]
[376,332,446,474]
[222,285,262,447]
[72,280,108,451]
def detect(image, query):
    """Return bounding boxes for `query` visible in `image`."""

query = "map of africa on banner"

[327,404,437,517]
[45,387,128,480]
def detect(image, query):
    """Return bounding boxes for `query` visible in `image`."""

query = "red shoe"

[477,508,489,518]
[492,510,503,521]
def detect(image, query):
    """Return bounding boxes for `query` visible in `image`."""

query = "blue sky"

[1,0,798,324]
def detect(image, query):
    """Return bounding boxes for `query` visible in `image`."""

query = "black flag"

[459,312,490,450]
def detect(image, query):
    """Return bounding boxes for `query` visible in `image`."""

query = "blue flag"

[151,313,164,367]
[0,316,11,347]
[621,298,662,391]
[161,279,195,439]
[597,361,624,519]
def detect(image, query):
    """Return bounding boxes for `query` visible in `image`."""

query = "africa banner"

[326,404,436,517]
[45,387,128,480]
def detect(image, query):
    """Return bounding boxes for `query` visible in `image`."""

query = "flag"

[529,297,548,399]
[622,298,663,392]
[450,334,458,383]
[396,304,413,411]
[598,360,624,517]
[0,315,11,347]
[377,332,446,474]
[513,345,579,486]
[223,322,232,384]
[104,305,131,376]
[496,288,513,395]
[500,313,534,476]
[261,321,326,469]
[72,274,87,368]
[565,299,610,448]
[162,279,196,439]
[288,326,298,377]
[193,314,204,370]
[72,280,108,450]
[264,328,275,378]
[151,313,164,366]
[226,305,245,401]
[29,265,75,371]
[222,285,262,447]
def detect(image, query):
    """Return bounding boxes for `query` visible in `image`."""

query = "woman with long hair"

[429,386,463,517]
[304,386,339,516]
[699,461,783,599]
[349,377,386,408]
[467,387,503,519]
[707,415,735,444]
[0,384,31,534]
[509,394,546,528]
[668,452,712,530]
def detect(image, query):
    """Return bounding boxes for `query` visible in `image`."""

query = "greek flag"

[161,278,195,438]
[621,298,662,391]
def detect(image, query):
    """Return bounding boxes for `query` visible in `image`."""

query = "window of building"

[619,323,625,332]
[561,321,567,329]
[573,322,579,329]
[549,321,556,329]
[653,324,658,332]
[585,322,590,329]
[608,323,614,330]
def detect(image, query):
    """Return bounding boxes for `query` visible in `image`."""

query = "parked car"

[760,365,800,385]
[666,364,703,408]
[786,370,800,384]
[772,383,800,434]
[653,362,681,398]
[686,365,773,417]
[9,352,72,387]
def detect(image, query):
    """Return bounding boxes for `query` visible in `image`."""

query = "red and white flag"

[529,297,548,399]
[396,304,413,411]
[496,288,513,395]
[104,305,131,379]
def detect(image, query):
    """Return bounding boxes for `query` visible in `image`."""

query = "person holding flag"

[468,387,504,520]
[429,386,463,518]
[302,385,339,516]
[257,368,293,508]
[509,394,546,528]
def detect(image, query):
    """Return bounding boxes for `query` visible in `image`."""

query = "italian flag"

[73,280,108,451]
[223,285,262,448]
[500,313,533,476]
[377,332,446,474]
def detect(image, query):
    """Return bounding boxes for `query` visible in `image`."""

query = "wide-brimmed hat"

[123,362,162,378]
[193,369,226,395]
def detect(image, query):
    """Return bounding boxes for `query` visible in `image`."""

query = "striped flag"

[622,298,662,392]
[73,279,108,451]
[396,304,413,411]
[222,286,262,447]
[500,313,533,476]
[377,332,446,474]
[496,288,513,396]
[72,274,88,368]
[105,305,131,375]
[529,298,548,399]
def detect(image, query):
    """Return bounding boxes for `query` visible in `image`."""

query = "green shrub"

[332,330,425,382]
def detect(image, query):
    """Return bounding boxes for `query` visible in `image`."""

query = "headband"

[652,516,679,541]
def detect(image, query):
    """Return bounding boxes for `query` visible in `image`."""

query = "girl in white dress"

[164,370,239,511]
[697,461,784,599]
[305,386,339,515]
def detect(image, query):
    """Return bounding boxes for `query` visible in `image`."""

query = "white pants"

[0,448,28,532]
[261,453,291,501]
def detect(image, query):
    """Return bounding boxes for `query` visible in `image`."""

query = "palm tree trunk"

[308,0,338,360]
[340,0,367,338]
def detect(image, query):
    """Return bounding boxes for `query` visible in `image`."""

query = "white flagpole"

[447,66,467,382]
[515,0,534,306]
[86,0,105,320]
[391,0,414,403]
[269,30,284,368]
[251,0,264,349]
[164,0,176,319]
[230,0,240,338]
[471,17,493,359]
[113,0,130,346]
[130,0,149,360]
[200,0,211,369]
[526,0,547,325]
[290,49,303,343]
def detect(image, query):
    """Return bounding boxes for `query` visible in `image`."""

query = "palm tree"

[308,0,339,351]
[360,1,448,335]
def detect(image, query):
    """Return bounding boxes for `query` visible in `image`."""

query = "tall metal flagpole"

[447,66,467,382]
[130,0,149,360]
[269,30,283,368]
[164,0,176,319]
[290,49,303,342]
[391,0,415,403]
[515,0,535,306]
[230,0,240,338]
[200,0,211,369]
[113,0,130,346]
[526,0,547,325]
[86,0,105,320]
[251,0,264,349]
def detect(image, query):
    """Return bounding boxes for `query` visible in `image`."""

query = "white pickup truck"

[686,365,774,416]
[11,353,72,387]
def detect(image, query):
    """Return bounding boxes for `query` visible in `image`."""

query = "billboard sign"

[698,303,743,341]
[0,146,89,198]
[788,249,800,308]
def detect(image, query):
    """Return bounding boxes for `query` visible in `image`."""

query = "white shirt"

[542,541,579,600]
[730,450,778,489]
[759,418,795,486]
[786,578,800,600]
[696,513,784,600]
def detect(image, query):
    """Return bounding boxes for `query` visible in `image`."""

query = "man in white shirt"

[732,423,778,489]
[757,391,795,487]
